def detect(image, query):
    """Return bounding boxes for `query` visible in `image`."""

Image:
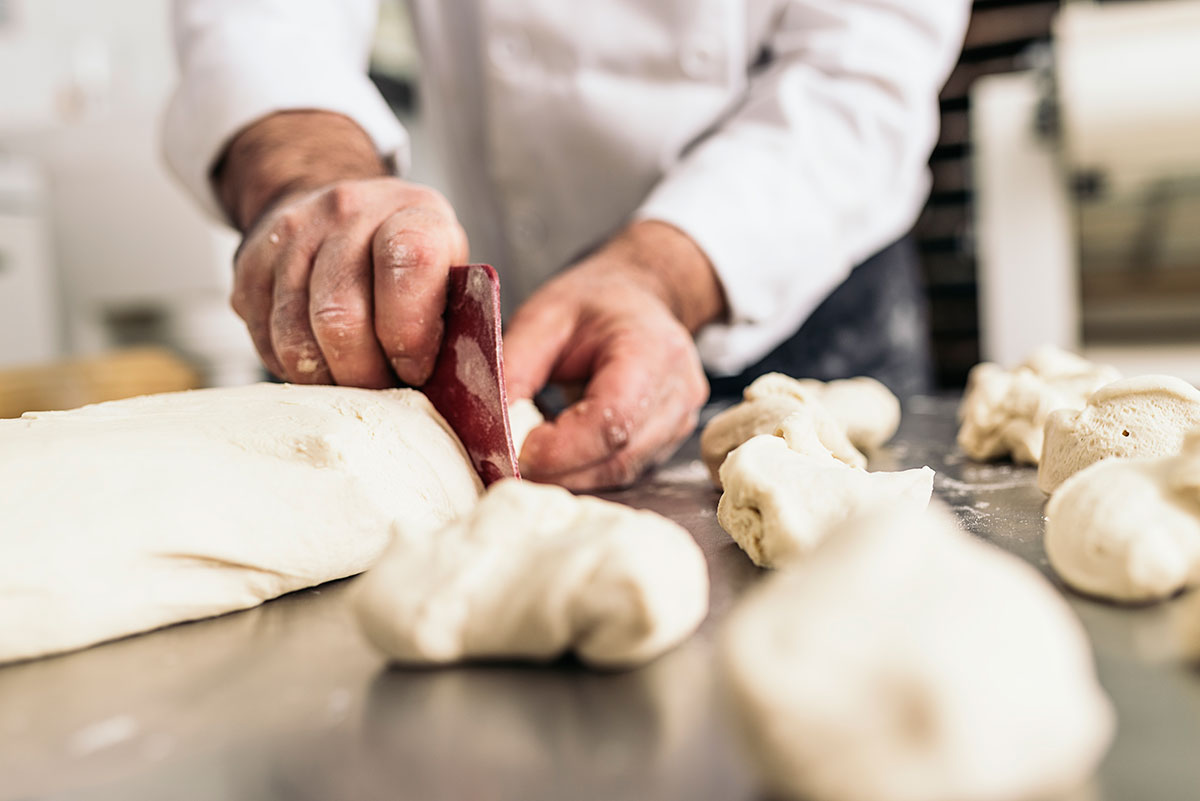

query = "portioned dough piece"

[1045,430,1200,602]
[700,372,901,488]
[716,412,933,568]
[746,372,901,451]
[788,376,902,449]
[0,383,482,664]
[354,478,709,668]
[721,505,1114,801]
[1038,375,1200,494]
[957,345,1120,464]
[701,394,865,487]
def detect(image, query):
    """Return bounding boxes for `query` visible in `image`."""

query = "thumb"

[502,300,574,401]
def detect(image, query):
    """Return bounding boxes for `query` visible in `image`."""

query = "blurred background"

[0,0,1198,415]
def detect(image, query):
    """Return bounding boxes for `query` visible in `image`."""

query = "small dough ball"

[747,373,901,451]
[1038,375,1200,494]
[701,392,865,488]
[1045,431,1200,602]
[958,345,1120,464]
[721,505,1114,801]
[701,372,902,488]
[354,478,709,668]
[716,412,933,568]
[790,376,901,450]
[507,398,544,459]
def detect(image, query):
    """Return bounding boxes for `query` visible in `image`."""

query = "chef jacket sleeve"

[635,0,971,376]
[163,0,409,222]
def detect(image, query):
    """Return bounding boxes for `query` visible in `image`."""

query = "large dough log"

[0,383,482,664]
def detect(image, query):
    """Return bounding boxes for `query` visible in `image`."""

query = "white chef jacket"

[165,0,969,376]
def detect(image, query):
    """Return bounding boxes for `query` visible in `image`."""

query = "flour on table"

[700,373,900,489]
[721,505,1114,801]
[1039,375,1200,494]
[354,478,709,668]
[716,411,933,568]
[957,345,1120,464]
[1045,429,1200,602]
[0,383,482,664]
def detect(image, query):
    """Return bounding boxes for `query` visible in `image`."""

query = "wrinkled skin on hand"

[218,114,725,492]
[231,177,469,388]
[504,223,721,490]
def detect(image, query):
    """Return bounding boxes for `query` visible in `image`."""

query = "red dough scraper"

[422,264,521,487]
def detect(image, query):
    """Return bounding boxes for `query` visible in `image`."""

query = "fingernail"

[391,355,431,386]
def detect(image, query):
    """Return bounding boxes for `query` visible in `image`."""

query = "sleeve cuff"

[164,44,409,223]
[634,133,856,377]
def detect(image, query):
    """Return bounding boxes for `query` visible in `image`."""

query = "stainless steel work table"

[2,396,1198,800]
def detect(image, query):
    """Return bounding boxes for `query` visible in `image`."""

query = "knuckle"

[273,209,305,238]
[379,230,442,274]
[311,299,369,343]
[323,183,362,220]
[271,287,307,321]
[411,184,452,214]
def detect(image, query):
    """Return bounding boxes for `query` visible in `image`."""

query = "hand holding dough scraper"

[422,264,521,487]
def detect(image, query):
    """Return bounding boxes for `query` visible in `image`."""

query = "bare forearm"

[594,220,728,334]
[214,110,390,231]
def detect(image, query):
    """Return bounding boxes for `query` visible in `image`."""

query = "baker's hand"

[216,111,468,387]
[504,221,727,490]
[233,178,467,387]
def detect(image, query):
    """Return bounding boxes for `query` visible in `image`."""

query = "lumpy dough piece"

[700,372,901,488]
[353,478,709,668]
[957,345,1120,464]
[701,393,865,488]
[716,412,933,568]
[1038,375,1200,494]
[745,373,901,451]
[788,376,901,449]
[0,384,483,664]
[1045,430,1200,602]
[721,505,1114,801]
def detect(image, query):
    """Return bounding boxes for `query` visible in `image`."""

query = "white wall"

[0,0,257,383]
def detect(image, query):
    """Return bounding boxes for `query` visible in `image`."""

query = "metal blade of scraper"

[422,264,521,487]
